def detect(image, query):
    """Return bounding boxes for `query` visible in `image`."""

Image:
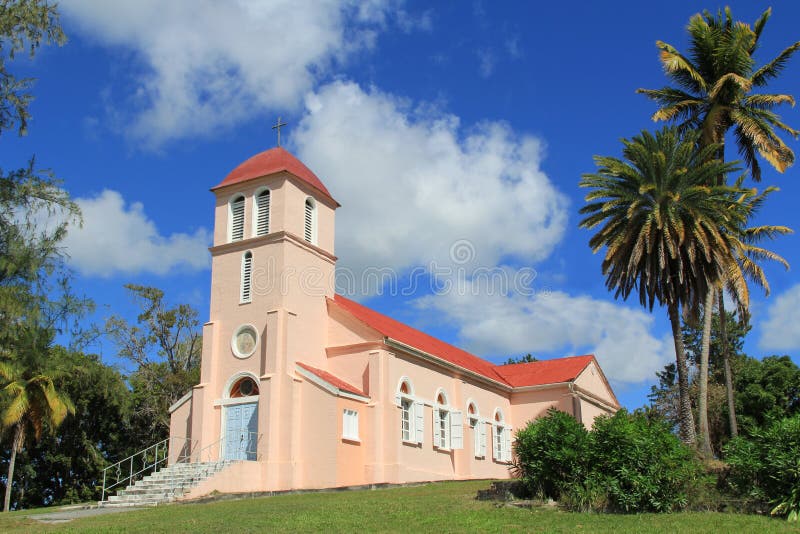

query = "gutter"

[569,382,618,413]
[384,338,512,392]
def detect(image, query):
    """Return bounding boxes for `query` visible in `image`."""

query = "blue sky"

[6,0,800,409]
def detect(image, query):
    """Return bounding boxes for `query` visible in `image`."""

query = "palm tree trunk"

[718,292,738,437]
[698,288,714,457]
[3,424,23,512]
[668,301,696,444]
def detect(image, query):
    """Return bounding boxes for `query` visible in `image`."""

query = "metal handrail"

[100,433,263,502]
[194,432,262,463]
[101,436,195,501]
[195,436,224,463]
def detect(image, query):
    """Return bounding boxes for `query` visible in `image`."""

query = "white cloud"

[63,190,210,277]
[759,283,800,351]
[294,81,569,279]
[61,0,403,147]
[416,281,675,384]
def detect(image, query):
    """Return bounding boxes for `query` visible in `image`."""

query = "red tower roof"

[212,147,337,204]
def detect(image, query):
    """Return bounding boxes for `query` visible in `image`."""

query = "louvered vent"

[241,252,252,303]
[256,190,270,236]
[304,199,314,243]
[230,196,245,241]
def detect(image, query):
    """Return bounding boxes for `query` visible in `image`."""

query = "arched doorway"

[223,375,259,461]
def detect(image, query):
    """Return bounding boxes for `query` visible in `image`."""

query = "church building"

[168,146,619,497]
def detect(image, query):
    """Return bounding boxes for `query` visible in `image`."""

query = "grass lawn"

[3,480,798,533]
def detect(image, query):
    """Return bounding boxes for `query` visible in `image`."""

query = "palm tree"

[0,328,74,512]
[694,184,792,455]
[638,6,799,443]
[580,127,751,444]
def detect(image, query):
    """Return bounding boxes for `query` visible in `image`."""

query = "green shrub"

[587,410,698,513]
[513,409,699,513]
[513,408,589,500]
[724,414,800,521]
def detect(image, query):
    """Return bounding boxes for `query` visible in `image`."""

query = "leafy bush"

[513,409,699,513]
[588,410,698,512]
[513,408,589,500]
[724,414,800,521]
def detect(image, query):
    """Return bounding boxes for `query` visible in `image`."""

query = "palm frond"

[752,41,800,87]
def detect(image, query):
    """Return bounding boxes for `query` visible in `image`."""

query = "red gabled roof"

[212,147,338,205]
[330,295,598,390]
[493,355,595,387]
[296,362,367,397]
[331,295,509,385]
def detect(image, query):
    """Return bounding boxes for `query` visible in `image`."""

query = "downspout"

[569,382,582,424]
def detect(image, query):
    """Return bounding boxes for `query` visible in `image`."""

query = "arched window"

[229,194,245,242]
[303,197,316,244]
[433,389,463,451]
[434,390,450,450]
[493,408,511,463]
[230,376,259,398]
[396,378,420,444]
[467,400,486,459]
[255,189,270,236]
[241,251,253,303]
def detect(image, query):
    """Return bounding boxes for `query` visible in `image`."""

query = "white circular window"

[231,324,258,359]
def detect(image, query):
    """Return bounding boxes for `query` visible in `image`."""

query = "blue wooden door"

[224,403,258,461]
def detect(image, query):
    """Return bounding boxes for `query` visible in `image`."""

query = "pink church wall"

[298,379,339,488]
[386,352,513,482]
[183,461,265,499]
[335,397,369,487]
[327,304,383,348]
[509,387,574,431]
[168,396,192,464]
[579,399,610,428]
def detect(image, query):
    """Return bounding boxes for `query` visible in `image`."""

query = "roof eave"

[511,381,572,392]
[295,364,370,403]
[384,338,512,392]
[210,169,340,207]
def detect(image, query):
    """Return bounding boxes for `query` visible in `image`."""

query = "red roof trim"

[330,295,598,389]
[212,147,339,205]
[296,362,367,397]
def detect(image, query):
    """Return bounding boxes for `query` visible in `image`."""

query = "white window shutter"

[433,407,441,448]
[473,420,480,457]
[492,425,500,460]
[231,197,245,241]
[450,411,463,450]
[503,427,513,462]
[304,200,314,243]
[241,253,252,303]
[479,422,487,458]
[414,401,424,444]
[394,392,401,406]
[256,190,270,236]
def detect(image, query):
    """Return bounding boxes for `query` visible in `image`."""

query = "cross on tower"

[272,116,288,147]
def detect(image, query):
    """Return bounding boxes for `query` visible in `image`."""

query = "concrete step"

[100,460,237,508]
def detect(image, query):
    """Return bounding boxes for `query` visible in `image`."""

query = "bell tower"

[185,146,338,468]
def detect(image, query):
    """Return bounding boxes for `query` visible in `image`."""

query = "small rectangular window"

[343,409,359,441]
